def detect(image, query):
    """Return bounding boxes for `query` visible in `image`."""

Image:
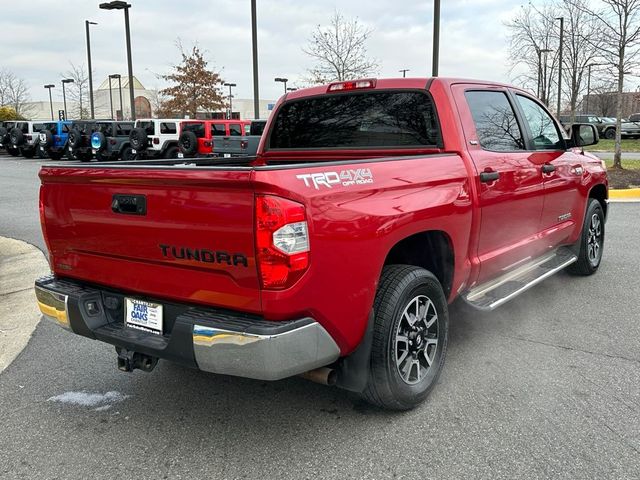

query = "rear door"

[512,92,583,247]
[454,86,546,284]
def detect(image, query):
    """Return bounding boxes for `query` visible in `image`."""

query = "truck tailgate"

[39,166,261,313]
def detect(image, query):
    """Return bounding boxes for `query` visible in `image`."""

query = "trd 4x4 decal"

[296,168,374,189]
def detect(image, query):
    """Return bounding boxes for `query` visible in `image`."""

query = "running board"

[462,247,577,311]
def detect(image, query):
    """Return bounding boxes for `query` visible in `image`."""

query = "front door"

[454,86,547,285]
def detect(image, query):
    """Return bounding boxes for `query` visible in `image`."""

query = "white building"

[26,76,276,121]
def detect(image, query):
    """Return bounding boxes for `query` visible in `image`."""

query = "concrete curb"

[609,188,640,201]
[0,237,50,373]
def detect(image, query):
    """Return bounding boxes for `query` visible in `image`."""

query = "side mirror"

[568,123,598,148]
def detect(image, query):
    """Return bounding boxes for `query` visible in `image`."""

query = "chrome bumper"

[35,277,340,381]
[193,322,340,381]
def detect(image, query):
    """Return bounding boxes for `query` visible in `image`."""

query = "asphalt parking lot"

[0,154,639,479]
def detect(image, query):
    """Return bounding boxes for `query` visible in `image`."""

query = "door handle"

[112,194,147,215]
[479,171,500,183]
[542,163,556,174]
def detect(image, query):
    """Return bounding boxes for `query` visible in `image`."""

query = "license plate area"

[125,298,163,334]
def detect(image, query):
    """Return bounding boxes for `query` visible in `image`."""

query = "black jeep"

[90,121,135,161]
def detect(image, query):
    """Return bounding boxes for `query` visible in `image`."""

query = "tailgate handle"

[112,194,147,215]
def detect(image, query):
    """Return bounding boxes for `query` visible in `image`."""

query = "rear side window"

[229,124,243,136]
[211,124,227,136]
[160,122,176,134]
[96,123,113,136]
[18,123,28,133]
[250,121,267,136]
[42,123,57,134]
[62,124,70,133]
[465,91,524,151]
[269,91,440,149]
[139,121,155,135]
[182,123,206,138]
[116,123,132,136]
[32,123,44,132]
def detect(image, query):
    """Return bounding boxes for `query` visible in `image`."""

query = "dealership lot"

[0,154,639,479]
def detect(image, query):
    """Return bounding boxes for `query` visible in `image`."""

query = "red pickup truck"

[35,78,608,410]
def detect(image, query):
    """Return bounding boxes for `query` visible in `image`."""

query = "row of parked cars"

[558,114,640,139]
[0,118,268,161]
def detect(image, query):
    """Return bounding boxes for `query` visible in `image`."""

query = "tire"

[8,147,20,157]
[179,131,198,156]
[49,150,64,160]
[604,128,616,140]
[361,265,448,410]
[39,130,53,148]
[95,150,111,162]
[37,147,47,159]
[120,146,136,161]
[129,128,148,150]
[9,128,24,147]
[567,198,605,276]
[0,126,7,144]
[21,148,35,158]
[164,146,179,159]
[67,130,82,149]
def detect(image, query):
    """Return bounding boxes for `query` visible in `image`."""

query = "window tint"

[116,123,132,136]
[515,95,562,150]
[182,122,206,138]
[211,124,227,136]
[270,91,440,149]
[229,124,243,136]
[96,123,114,136]
[32,123,45,132]
[139,121,154,135]
[160,122,176,135]
[18,123,28,133]
[465,91,524,151]
[42,123,57,134]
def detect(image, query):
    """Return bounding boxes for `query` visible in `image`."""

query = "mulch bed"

[607,167,640,189]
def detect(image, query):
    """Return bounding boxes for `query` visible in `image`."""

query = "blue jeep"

[38,121,72,160]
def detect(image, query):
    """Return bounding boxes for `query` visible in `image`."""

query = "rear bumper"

[34,276,340,381]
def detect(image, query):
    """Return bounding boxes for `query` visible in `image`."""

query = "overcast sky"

[0,0,552,104]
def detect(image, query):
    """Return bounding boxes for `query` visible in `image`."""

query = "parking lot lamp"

[274,77,288,94]
[224,83,236,119]
[108,76,114,119]
[44,84,55,121]
[85,21,97,119]
[286,87,297,92]
[110,74,123,120]
[99,1,136,120]
[432,0,440,76]
[556,17,564,118]
[61,79,74,120]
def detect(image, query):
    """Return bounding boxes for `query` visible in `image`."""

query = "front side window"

[160,122,177,135]
[515,95,562,150]
[270,91,440,149]
[465,91,524,151]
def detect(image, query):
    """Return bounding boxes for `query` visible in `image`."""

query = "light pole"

[99,1,136,120]
[224,83,236,119]
[108,76,114,119]
[44,84,55,120]
[432,0,440,76]
[110,74,123,119]
[61,78,74,120]
[251,0,260,119]
[556,17,564,117]
[274,77,288,94]
[85,20,97,119]
[287,87,298,92]
[399,69,410,78]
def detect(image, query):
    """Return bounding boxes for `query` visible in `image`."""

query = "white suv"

[6,121,47,158]
[129,119,181,159]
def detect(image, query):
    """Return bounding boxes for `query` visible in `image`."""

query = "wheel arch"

[383,230,455,298]
[589,183,608,219]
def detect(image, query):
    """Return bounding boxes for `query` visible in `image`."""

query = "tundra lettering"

[159,244,248,267]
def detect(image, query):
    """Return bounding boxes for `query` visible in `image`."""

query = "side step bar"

[462,247,577,311]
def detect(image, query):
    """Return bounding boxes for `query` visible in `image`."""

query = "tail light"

[255,195,309,290]
[327,79,376,92]
[27,135,32,141]
[110,139,117,145]
[153,137,160,145]
[241,140,249,150]
[204,140,212,147]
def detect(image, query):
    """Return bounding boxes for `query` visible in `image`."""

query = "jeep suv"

[5,121,47,158]
[67,120,116,162]
[39,121,72,160]
[177,120,250,158]
[559,114,640,139]
[0,121,20,155]
[129,119,181,159]
[90,121,135,161]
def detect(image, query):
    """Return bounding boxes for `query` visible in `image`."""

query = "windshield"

[269,90,441,150]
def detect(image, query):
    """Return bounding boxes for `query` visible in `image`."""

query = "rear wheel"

[121,147,136,161]
[21,148,35,158]
[164,146,179,159]
[568,199,605,275]
[362,265,448,410]
[8,147,20,157]
[604,128,616,140]
[48,151,64,160]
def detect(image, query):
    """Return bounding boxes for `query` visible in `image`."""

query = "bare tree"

[0,69,32,118]
[61,63,90,120]
[303,11,379,84]
[148,87,170,118]
[586,80,619,116]
[559,0,603,121]
[573,0,640,168]
[507,3,561,106]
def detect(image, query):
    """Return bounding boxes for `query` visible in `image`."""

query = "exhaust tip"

[299,367,337,386]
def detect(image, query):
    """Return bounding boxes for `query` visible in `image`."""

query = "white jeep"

[5,121,48,158]
[128,119,181,159]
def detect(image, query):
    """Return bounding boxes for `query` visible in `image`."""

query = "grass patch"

[605,159,640,170]
[585,138,640,152]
